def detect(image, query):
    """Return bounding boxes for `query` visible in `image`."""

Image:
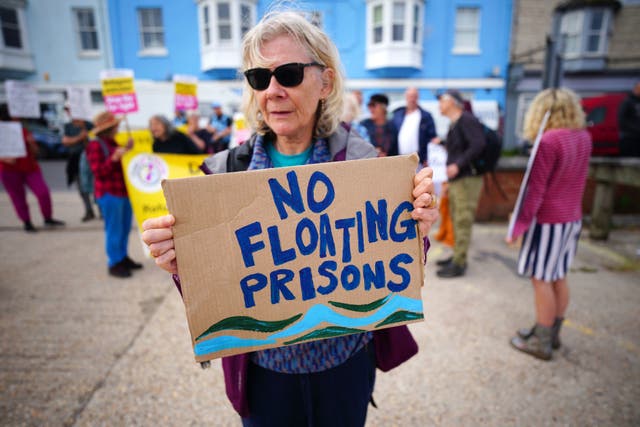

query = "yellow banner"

[101,77,135,96]
[175,82,197,96]
[122,151,209,233]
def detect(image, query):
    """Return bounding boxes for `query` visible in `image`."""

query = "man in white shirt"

[392,87,436,167]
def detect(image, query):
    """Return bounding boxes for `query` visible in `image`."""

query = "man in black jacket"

[432,90,485,278]
[618,81,640,157]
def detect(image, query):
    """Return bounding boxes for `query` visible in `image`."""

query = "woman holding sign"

[507,88,591,361]
[142,10,438,426]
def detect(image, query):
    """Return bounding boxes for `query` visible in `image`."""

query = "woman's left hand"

[411,167,439,237]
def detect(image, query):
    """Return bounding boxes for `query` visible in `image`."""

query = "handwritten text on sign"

[163,155,424,361]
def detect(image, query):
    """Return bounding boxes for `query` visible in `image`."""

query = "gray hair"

[149,114,174,137]
[241,10,344,139]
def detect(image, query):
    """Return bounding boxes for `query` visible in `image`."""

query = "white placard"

[5,80,40,119]
[0,122,27,157]
[66,87,93,121]
[506,110,551,240]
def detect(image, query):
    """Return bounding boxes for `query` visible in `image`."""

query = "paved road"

[1,161,639,426]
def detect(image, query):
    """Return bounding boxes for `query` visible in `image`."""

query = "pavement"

[1,161,639,426]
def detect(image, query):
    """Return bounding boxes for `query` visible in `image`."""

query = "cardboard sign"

[173,75,198,111]
[5,80,39,119]
[66,86,93,121]
[163,154,425,362]
[100,69,138,114]
[0,122,27,157]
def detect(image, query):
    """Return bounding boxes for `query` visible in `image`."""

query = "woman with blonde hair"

[507,88,592,360]
[142,9,439,425]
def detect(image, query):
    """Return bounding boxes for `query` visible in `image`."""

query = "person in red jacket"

[507,88,592,361]
[0,105,65,232]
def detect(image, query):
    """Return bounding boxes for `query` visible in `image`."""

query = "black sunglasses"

[243,62,325,91]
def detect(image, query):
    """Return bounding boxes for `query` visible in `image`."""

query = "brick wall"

[474,163,640,222]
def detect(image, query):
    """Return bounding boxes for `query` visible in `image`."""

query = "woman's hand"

[411,167,439,237]
[141,214,178,274]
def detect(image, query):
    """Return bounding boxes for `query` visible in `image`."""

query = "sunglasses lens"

[274,64,304,87]
[245,68,271,90]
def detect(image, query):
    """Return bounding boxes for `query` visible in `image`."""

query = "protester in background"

[150,114,204,154]
[186,111,215,153]
[207,102,232,152]
[341,91,370,143]
[62,105,97,221]
[617,81,640,157]
[392,87,436,167]
[507,88,591,361]
[0,105,65,232]
[86,111,142,278]
[141,10,439,426]
[432,89,484,278]
[173,109,187,126]
[360,93,398,157]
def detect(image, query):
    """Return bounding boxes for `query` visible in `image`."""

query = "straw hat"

[92,111,121,135]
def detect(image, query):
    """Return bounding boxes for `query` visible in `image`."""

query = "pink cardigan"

[513,128,591,238]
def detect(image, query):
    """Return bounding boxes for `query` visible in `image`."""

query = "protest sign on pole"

[5,80,40,119]
[173,75,198,112]
[507,111,551,240]
[162,154,425,362]
[100,69,138,115]
[66,87,93,121]
[0,122,27,157]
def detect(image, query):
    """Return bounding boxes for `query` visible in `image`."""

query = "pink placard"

[104,93,139,115]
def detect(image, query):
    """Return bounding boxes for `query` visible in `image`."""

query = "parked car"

[23,121,67,159]
[581,93,626,156]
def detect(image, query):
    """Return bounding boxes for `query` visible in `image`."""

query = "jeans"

[97,193,132,267]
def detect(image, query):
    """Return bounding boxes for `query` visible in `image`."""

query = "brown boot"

[518,317,563,350]
[510,324,552,361]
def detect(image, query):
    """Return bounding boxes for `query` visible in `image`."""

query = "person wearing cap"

[392,87,436,167]
[360,93,398,156]
[433,89,485,278]
[62,104,96,222]
[207,102,232,152]
[86,111,142,278]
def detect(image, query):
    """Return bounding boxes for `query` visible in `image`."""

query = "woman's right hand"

[141,214,178,274]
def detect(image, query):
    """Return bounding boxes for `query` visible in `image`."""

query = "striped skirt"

[517,219,582,282]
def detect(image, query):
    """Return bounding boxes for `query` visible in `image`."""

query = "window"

[240,4,251,37]
[0,7,22,49]
[366,0,424,69]
[74,8,99,54]
[217,3,231,41]
[392,2,405,42]
[198,0,257,70]
[373,4,383,44]
[453,7,480,54]
[138,8,166,54]
[559,8,613,61]
[203,5,210,45]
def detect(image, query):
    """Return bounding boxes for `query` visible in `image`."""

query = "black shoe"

[24,221,37,232]
[109,262,132,278]
[123,256,143,270]
[82,212,96,222]
[44,218,66,227]
[436,257,453,266]
[436,262,466,278]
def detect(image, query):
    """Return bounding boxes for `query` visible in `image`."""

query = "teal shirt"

[266,141,313,167]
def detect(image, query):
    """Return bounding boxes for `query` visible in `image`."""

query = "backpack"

[472,124,502,175]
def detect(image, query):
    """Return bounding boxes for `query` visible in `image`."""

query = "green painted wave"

[328,295,390,312]
[375,311,424,328]
[196,313,303,342]
[284,326,365,345]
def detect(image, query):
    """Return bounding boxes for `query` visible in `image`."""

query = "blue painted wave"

[194,294,422,357]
